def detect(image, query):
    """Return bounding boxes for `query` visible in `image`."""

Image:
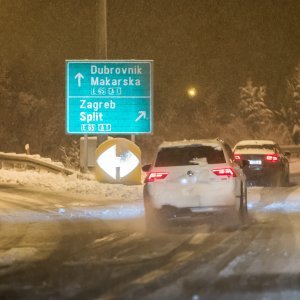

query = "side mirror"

[142,164,151,172]
[241,159,249,168]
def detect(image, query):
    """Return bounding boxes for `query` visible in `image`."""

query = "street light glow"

[187,87,197,98]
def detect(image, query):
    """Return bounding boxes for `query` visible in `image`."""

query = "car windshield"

[155,145,226,167]
[1,1,299,299]
[235,144,276,151]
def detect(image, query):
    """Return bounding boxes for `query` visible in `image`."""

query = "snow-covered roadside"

[246,158,300,215]
[0,168,145,222]
[289,157,300,174]
[0,168,143,203]
[1,158,300,207]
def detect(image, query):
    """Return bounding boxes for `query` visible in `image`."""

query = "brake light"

[212,167,237,177]
[145,172,169,183]
[234,154,242,161]
[265,154,279,163]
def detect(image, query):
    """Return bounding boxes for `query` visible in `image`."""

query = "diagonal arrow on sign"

[135,111,146,122]
[96,145,139,180]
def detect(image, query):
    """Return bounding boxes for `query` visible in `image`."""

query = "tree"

[0,66,20,151]
[14,92,48,152]
[283,62,300,143]
[239,79,273,132]
[0,65,63,155]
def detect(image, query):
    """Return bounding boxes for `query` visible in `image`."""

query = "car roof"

[235,140,276,146]
[159,139,224,149]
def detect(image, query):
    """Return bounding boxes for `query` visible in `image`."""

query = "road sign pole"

[96,0,108,145]
[83,134,88,173]
[96,0,107,59]
[131,135,135,143]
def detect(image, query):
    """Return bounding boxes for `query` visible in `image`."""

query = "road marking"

[133,269,168,284]
[92,233,120,245]
[0,247,38,267]
[189,233,210,245]
[133,251,194,285]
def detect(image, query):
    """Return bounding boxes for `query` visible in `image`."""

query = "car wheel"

[271,173,281,187]
[244,184,248,213]
[278,171,289,187]
[284,172,290,187]
[239,182,248,222]
[144,201,166,233]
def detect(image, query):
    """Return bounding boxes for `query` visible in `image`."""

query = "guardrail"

[280,145,300,155]
[0,152,75,175]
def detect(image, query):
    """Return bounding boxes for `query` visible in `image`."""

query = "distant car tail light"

[265,154,279,163]
[145,172,169,183]
[234,154,242,161]
[212,167,237,177]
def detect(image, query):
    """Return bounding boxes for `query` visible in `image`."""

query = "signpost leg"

[84,134,88,173]
[97,135,108,146]
[131,135,135,143]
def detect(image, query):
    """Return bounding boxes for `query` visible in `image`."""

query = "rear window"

[155,145,226,167]
[235,144,276,151]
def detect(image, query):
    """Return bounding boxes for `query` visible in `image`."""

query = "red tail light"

[234,154,242,161]
[265,154,279,163]
[212,167,237,177]
[145,172,169,183]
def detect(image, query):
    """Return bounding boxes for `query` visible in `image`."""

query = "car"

[233,140,290,187]
[142,139,248,230]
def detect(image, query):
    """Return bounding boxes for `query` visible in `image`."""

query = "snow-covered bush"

[239,79,273,132]
[58,140,80,169]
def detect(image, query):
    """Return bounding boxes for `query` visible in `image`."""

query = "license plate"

[249,160,262,165]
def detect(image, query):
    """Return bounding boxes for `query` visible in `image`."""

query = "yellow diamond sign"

[95,138,141,185]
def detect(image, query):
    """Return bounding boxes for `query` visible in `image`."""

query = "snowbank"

[0,169,143,202]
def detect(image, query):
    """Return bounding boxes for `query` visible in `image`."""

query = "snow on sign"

[65,60,153,134]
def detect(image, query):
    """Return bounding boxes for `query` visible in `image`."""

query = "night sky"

[108,0,300,109]
[1,0,300,115]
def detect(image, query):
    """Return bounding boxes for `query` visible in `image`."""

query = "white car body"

[143,139,247,218]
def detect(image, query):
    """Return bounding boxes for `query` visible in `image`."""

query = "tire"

[144,201,166,233]
[277,172,289,187]
[238,182,248,222]
[284,172,290,187]
[271,173,281,187]
[244,184,248,213]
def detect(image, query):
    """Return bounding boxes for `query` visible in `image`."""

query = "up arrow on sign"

[75,73,84,87]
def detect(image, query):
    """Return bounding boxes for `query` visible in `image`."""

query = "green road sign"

[66,60,153,134]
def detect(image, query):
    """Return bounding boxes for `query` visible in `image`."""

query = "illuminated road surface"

[1,174,300,299]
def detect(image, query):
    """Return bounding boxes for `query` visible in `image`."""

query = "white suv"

[143,139,248,229]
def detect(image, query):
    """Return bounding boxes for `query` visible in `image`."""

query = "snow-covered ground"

[1,158,300,299]
[0,158,300,223]
[1,158,300,204]
[0,168,143,202]
[0,165,144,222]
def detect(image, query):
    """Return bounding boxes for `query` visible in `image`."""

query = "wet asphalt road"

[1,174,300,299]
